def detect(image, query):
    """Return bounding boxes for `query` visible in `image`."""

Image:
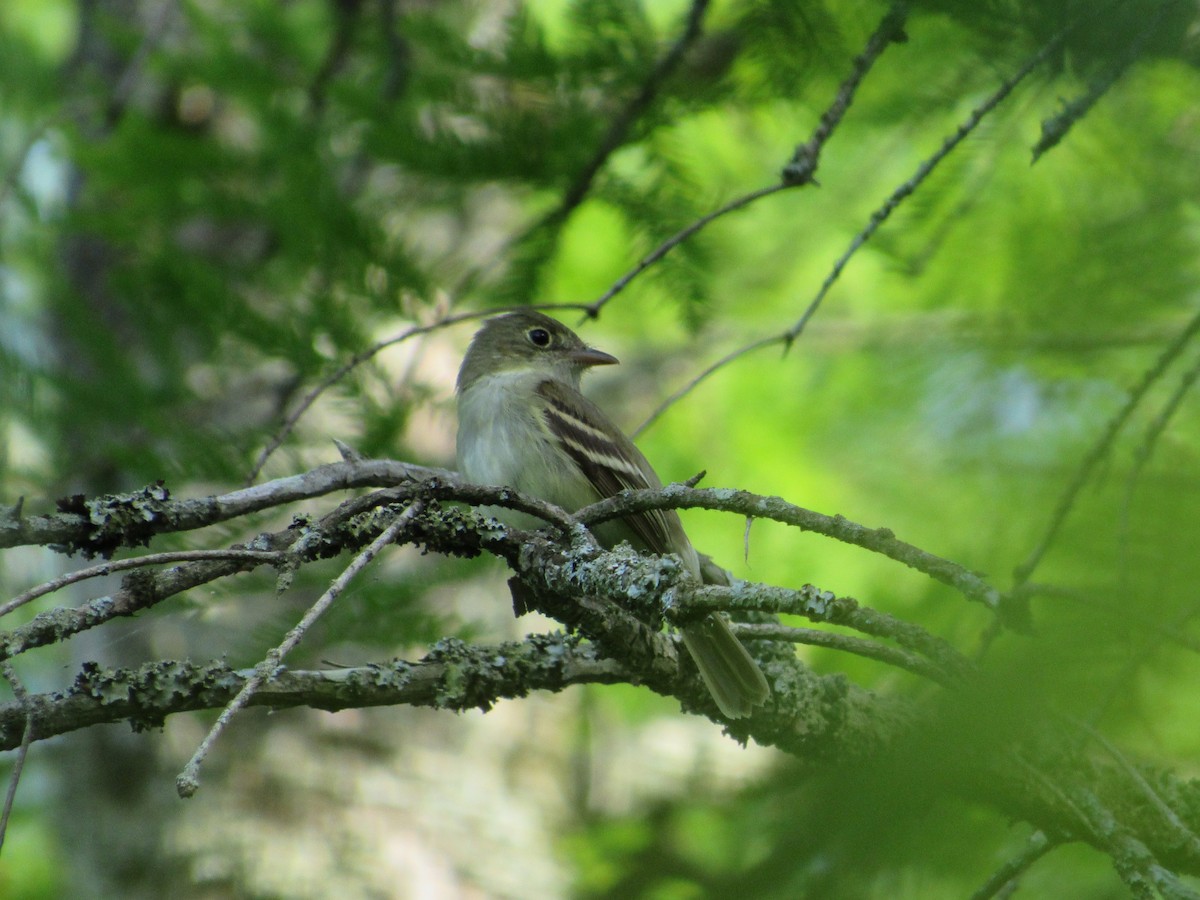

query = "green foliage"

[0,808,63,899]
[2,0,1200,896]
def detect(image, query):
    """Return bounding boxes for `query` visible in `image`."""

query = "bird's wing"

[536,378,683,558]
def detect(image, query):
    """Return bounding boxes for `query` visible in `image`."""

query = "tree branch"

[1014,306,1200,588]
[0,639,627,751]
[685,582,969,680]
[177,503,423,797]
[586,3,910,318]
[0,663,32,854]
[576,483,1003,615]
[632,16,1073,436]
[550,0,712,228]
[735,622,951,684]
[4,465,1200,878]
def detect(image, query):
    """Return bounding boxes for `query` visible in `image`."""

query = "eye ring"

[527,328,552,347]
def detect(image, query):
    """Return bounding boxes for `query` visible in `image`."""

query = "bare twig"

[552,0,711,229]
[245,304,586,483]
[1032,2,1167,162]
[454,0,714,305]
[631,334,781,438]
[1025,583,1200,656]
[585,3,910,319]
[1118,350,1200,577]
[783,27,1049,349]
[781,4,910,185]
[0,549,284,619]
[1075,596,1200,785]
[176,503,420,797]
[734,622,952,684]
[634,19,1071,435]
[245,311,482,483]
[686,582,970,678]
[1072,718,1200,859]
[0,663,33,855]
[1014,307,1200,588]
[577,484,1002,611]
[586,188,792,321]
[969,831,1056,900]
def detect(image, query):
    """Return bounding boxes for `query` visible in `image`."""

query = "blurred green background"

[1,0,1199,897]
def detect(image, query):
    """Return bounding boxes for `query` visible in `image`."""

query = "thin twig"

[634,20,1071,435]
[586,4,909,319]
[1009,752,1097,843]
[1026,582,1200,656]
[688,583,971,678]
[455,0,713,306]
[969,831,1056,900]
[781,4,910,185]
[734,622,952,684]
[0,549,284,619]
[577,484,1002,611]
[586,187,792,321]
[1032,2,1167,162]
[245,311,477,483]
[0,663,33,855]
[1013,307,1200,588]
[175,503,420,797]
[553,0,711,228]
[1072,717,1200,859]
[1091,608,1200,763]
[245,304,585,483]
[784,29,1046,349]
[632,334,782,437]
[1118,349,1200,581]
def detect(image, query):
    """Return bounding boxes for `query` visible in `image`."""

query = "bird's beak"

[569,347,619,368]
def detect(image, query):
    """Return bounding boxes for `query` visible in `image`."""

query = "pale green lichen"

[528,540,686,623]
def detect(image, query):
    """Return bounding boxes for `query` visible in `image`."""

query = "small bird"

[456,309,769,718]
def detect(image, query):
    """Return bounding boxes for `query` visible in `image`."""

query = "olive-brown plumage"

[456,310,769,718]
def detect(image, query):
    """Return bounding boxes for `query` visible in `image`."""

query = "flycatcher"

[456,309,769,718]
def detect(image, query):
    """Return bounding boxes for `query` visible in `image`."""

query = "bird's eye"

[527,328,551,347]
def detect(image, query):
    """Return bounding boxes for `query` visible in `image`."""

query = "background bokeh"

[2,0,1199,897]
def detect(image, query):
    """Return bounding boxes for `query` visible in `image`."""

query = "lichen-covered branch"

[6,462,1200,880]
[0,634,896,766]
[0,637,626,751]
[0,460,450,555]
[576,484,1003,616]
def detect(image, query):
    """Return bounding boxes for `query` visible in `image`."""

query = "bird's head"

[457,310,618,392]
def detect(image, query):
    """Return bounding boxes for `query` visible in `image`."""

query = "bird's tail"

[680,614,770,718]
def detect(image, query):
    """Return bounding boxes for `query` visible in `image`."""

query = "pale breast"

[457,370,600,526]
